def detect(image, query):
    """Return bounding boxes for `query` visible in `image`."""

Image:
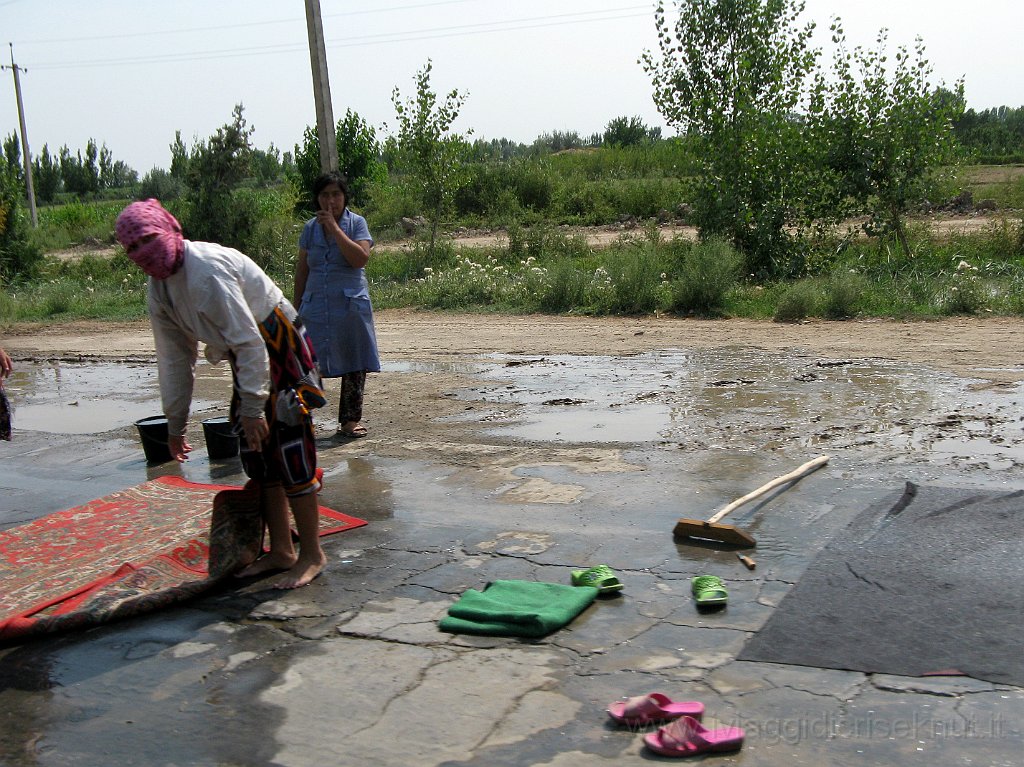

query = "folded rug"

[1,476,367,644]
[440,579,599,638]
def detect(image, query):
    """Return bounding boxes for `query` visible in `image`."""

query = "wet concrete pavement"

[2,349,1023,767]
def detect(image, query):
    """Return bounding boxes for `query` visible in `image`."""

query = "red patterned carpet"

[0,476,366,643]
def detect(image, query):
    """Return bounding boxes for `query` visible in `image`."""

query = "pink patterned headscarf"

[115,199,184,279]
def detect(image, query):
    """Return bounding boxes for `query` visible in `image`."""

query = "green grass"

[4,169,1024,327]
[961,165,1024,209]
[29,199,127,253]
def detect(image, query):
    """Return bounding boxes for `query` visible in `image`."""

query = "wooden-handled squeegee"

[673,455,831,547]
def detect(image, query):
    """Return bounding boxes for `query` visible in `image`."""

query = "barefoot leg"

[275,492,326,589]
[235,484,298,577]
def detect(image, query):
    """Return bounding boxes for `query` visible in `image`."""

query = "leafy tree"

[391,59,471,253]
[642,0,824,277]
[181,103,254,246]
[82,139,100,194]
[169,131,190,180]
[0,155,41,283]
[280,150,295,176]
[250,144,284,187]
[58,145,88,196]
[98,144,113,187]
[105,159,138,189]
[57,140,102,196]
[533,130,586,153]
[95,142,137,189]
[819,24,964,254]
[32,144,62,203]
[467,136,529,162]
[138,167,185,201]
[334,110,387,205]
[954,105,1024,161]
[293,108,386,208]
[3,134,21,183]
[603,116,660,147]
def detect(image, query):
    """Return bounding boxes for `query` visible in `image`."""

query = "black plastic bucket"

[202,416,240,460]
[135,415,172,464]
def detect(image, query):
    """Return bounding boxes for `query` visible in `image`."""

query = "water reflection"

[458,351,1024,465]
[4,361,222,434]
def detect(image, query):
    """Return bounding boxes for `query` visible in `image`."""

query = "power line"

[14,0,485,46]
[24,6,651,70]
[327,10,650,52]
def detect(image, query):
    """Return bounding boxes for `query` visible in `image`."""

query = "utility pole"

[304,0,338,173]
[2,43,38,228]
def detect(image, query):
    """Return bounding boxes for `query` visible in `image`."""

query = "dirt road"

[4,311,1022,472]
[46,212,1005,262]
[4,310,1020,381]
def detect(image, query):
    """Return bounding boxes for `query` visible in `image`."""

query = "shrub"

[363,178,421,240]
[774,280,820,322]
[823,270,869,319]
[232,186,300,277]
[552,180,614,224]
[604,177,687,219]
[668,238,741,316]
[28,199,123,255]
[535,257,587,313]
[594,244,664,314]
[137,167,185,201]
[2,159,45,283]
[940,274,986,315]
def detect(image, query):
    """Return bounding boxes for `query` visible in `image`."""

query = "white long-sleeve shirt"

[147,240,286,436]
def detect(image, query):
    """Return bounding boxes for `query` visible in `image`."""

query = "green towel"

[439,579,599,638]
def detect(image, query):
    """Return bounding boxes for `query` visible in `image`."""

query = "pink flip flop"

[607,693,705,725]
[643,715,745,757]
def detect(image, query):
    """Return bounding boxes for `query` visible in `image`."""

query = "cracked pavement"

[2,314,1023,766]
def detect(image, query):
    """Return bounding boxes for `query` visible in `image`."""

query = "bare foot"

[274,555,326,589]
[235,552,297,579]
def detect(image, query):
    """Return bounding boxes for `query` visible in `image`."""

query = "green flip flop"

[572,564,624,593]
[691,575,728,606]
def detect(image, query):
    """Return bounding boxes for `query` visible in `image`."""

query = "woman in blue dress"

[294,172,381,438]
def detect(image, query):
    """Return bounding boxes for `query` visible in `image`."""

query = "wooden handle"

[706,455,831,525]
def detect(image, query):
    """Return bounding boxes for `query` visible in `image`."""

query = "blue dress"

[297,209,381,378]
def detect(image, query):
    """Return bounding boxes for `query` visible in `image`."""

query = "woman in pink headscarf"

[115,199,328,589]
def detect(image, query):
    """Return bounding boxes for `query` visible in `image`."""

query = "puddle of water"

[500,402,673,442]
[383,360,485,375]
[455,351,1024,464]
[5,351,1022,468]
[3,361,222,434]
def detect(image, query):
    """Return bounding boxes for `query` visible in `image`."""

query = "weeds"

[667,238,742,316]
[939,272,987,315]
[5,181,1024,326]
[593,243,664,314]
[823,270,869,319]
[774,281,821,322]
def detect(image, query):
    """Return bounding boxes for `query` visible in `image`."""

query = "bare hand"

[0,347,12,379]
[315,209,341,236]
[241,415,269,451]
[169,435,193,462]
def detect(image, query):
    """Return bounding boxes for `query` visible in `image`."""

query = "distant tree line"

[465,115,663,161]
[2,133,139,203]
[954,105,1024,163]
[4,101,1020,215]
[3,0,1024,288]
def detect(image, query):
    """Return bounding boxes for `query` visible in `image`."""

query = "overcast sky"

[1,0,1021,175]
